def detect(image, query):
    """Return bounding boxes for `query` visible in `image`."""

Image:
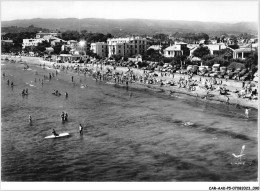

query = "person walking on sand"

[245,108,251,118]
[7,79,9,86]
[71,76,74,82]
[79,124,83,135]
[65,92,68,99]
[226,96,230,104]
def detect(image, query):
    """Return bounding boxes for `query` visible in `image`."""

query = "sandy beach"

[1,55,258,109]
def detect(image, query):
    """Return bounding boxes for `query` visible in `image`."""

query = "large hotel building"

[107,36,147,57]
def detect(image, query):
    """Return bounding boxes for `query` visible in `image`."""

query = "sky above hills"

[1,1,259,23]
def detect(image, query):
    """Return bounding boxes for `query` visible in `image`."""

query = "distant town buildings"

[107,36,147,57]
[22,38,44,48]
[147,45,162,51]
[1,39,14,45]
[36,31,62,40]
[232,47,256,59]
[90,42,108,57]
[164,42,189,57]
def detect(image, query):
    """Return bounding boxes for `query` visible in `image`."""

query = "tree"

[53,45,62,55]
[228,62,245,70]
[193,46,210,58]
[228,44,239,49]
[142,48,163,62]
[111,54,122,62]
[62,31,80,41]
[153,33,168,42]
[244,52,258,73]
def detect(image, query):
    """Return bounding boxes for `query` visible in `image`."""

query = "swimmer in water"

[29,115,32,124]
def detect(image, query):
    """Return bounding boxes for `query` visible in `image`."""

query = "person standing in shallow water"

[29,115,32,124]
[79,124,83,135]
[64,113,68,121]
[61,112,65,122]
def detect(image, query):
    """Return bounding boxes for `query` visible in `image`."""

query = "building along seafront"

[107,36,147,57]
[22,38,45,48]
[164,42,190,57]
[90,42,108,57]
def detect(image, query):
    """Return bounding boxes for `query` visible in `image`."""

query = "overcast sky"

[1,1,259,23]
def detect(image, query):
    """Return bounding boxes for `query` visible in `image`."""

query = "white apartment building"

[36,32,62,41]
[107,36,147,57]
[90,42,108,57]
[22,38,44,48]
[164,45,183,57]
[164,42,188,58]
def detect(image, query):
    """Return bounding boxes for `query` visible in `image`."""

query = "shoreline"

[1,55,258,109]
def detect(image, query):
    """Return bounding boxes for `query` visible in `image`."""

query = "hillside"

[1,18,258,36]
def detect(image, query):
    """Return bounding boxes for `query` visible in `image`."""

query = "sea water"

[1,61,258,181]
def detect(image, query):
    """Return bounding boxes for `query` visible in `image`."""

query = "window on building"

[119,50,121,53]
[118,45,121,48]
[168,51,170,55]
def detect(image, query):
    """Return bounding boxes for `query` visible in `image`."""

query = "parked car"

[220,67,227,73]
[198,69,207,76]
[210,71,221,77]
[204,71,211,77]
[212,64,220,72]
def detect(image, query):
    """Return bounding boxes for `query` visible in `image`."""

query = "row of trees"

[61,30,113,42]
[172,32,209,44]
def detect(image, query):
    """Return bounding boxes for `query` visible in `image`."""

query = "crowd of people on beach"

[2,55,256,138]
[50,58,258,106]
